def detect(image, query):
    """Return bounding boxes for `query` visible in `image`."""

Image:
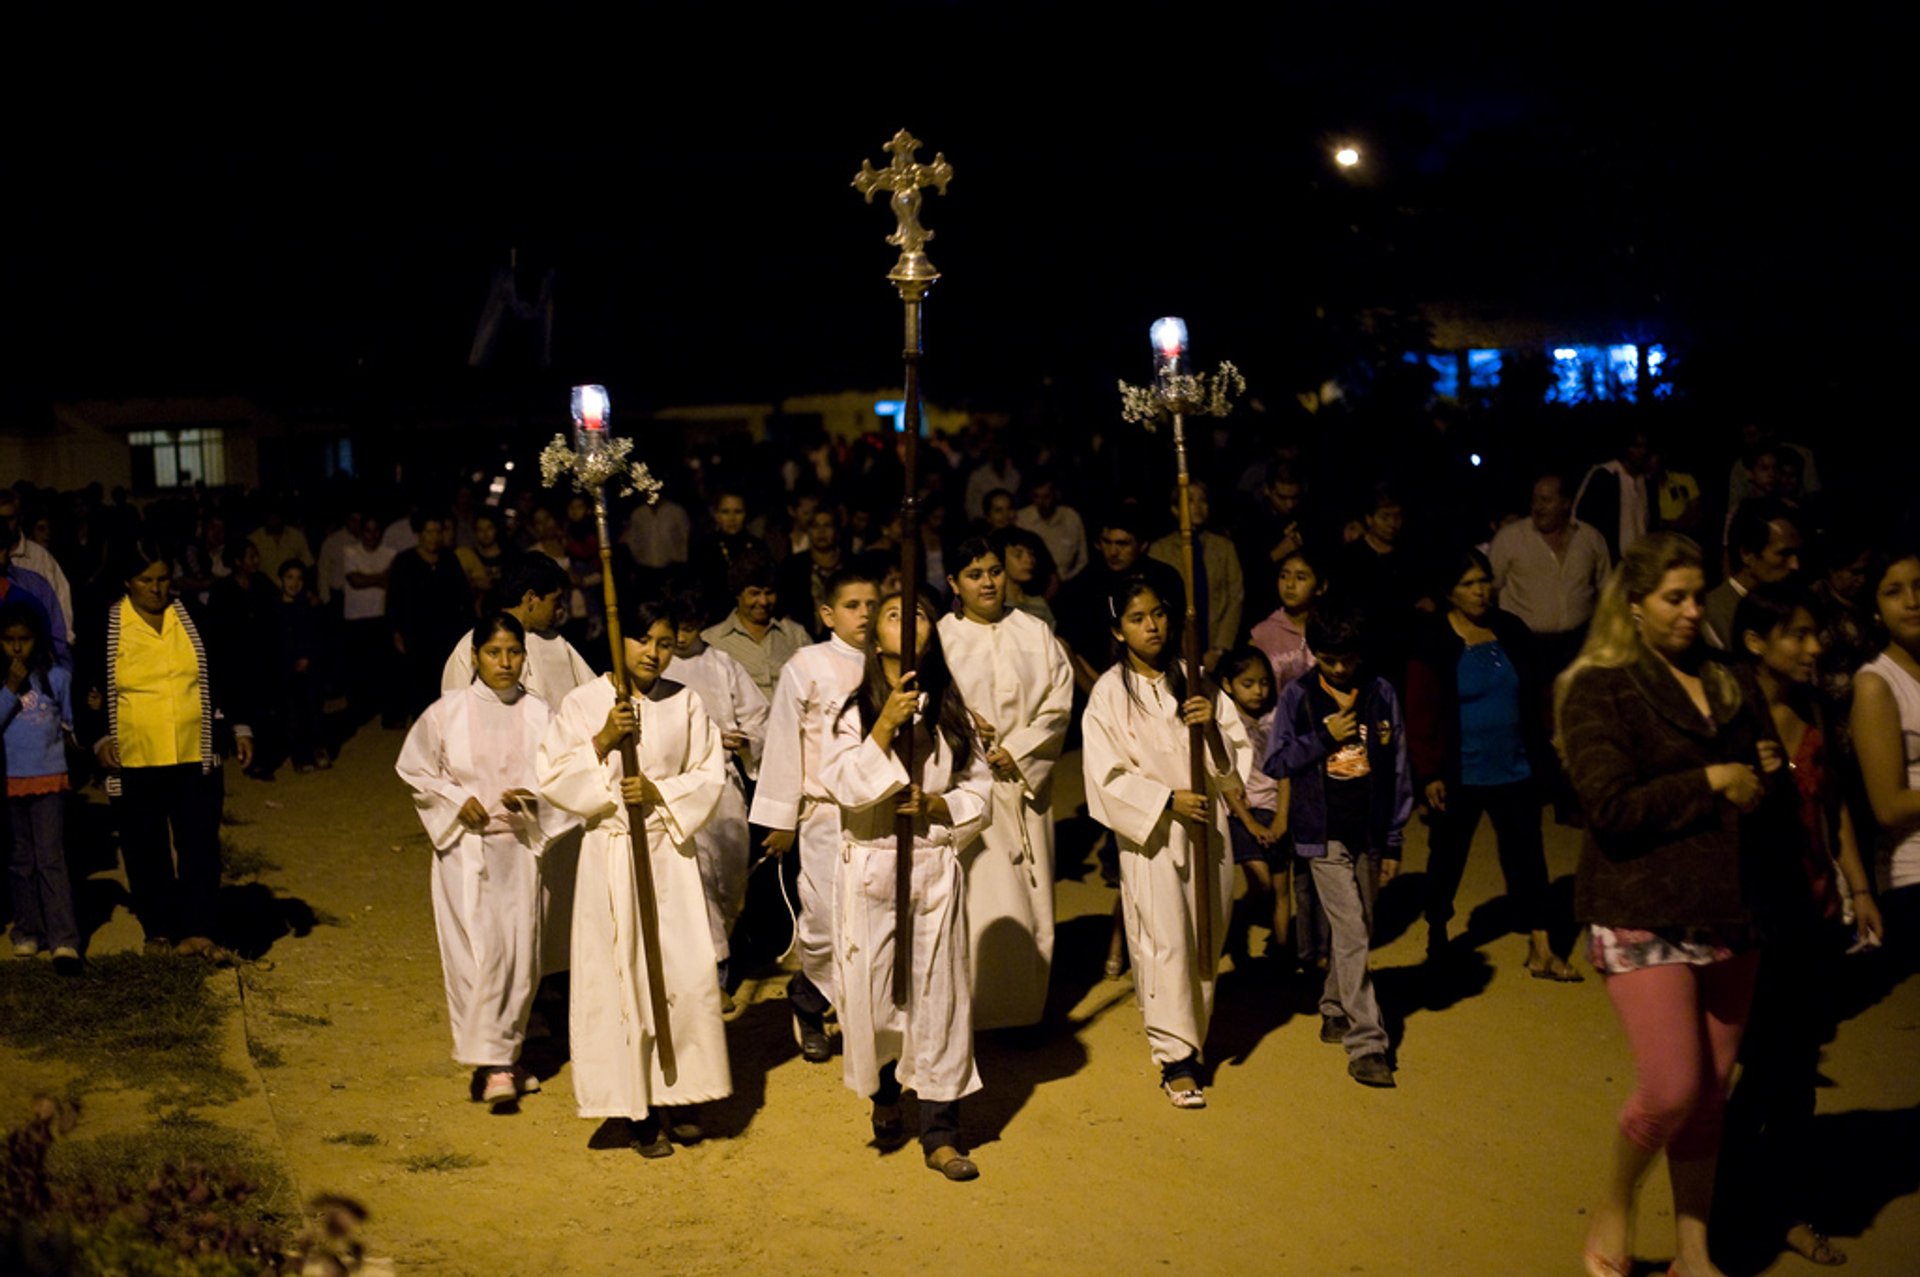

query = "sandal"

[1527,956,1586,983]
[924,1145,979,1181]
[1583,1248,1629,1277]
[1162,1079,1207,1109]
[1785,1223,1847,1266]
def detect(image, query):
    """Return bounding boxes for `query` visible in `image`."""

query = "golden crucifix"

[853,129,953,287]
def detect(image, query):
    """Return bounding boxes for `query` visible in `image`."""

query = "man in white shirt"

[0,489,75,646]
[1014,471,1089,582]
[342,517,399,725]
[314,512,362,608]
[700,546,811,700]
[963,447,1021,523]
[1490,472,1612,671]
[1573,430,1653,560]
[622,497,691,577]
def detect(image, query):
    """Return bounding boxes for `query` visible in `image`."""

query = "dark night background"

[12,3,1920,485]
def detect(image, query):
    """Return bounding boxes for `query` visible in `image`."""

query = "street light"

[1334,145,1361,168]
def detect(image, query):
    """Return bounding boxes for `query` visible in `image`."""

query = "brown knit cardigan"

[1561,644,1764,929]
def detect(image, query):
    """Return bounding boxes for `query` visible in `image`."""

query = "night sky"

[16,4,1919,425]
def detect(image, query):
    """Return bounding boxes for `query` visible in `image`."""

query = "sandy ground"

[9,724,1918,1276]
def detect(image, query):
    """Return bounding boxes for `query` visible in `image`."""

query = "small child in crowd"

[1217,645,1292,967]
[1,601,81,974]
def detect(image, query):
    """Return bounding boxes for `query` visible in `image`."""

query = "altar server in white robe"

[441,555,596,977]
[397,613,572,1109]
[748,565,879,1060]
[536,599,730,1157]
[1082,576,1250,1110]
[667,606,768,987]
[821,589,993,1181]
[938,538,1073,1029]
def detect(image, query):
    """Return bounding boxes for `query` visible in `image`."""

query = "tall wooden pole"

[854,129,951,1010]
[1169,410,1213,968]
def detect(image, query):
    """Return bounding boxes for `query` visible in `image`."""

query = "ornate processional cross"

[853,129,953,285]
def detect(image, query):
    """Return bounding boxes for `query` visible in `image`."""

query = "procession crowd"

[3,407,1917,1275]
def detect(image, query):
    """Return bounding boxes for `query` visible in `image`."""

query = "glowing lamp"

[571,384,610,456]
[1335,146,1361,168]
[1150,316,1189,377]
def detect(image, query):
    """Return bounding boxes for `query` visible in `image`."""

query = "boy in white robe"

[397,614,571,1107]
[747,566,879,1060]
[820,590,992,1180]
[1082,577,1250,1109]
[938,538,1073,1029]
[536,601,730,1157]
[440,555,597,978]
[668,608,769,994]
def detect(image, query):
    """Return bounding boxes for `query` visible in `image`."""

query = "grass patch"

[321,1131,381,1147]
[219,836,279,882]
[246,1039,286,1070]
[0,955,248,1107]
[400,1150,483,1173]
[48,1108,295,1226]
[267,1008,332,1028]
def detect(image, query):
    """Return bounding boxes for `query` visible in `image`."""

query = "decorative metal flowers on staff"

[539,387,665,499]
[1117,319,1246,427]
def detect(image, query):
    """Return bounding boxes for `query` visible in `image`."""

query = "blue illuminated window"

[1467,349,1502,390]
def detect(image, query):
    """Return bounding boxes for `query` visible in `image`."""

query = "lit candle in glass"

[571,384,610,456]
[1149,316,1188,380]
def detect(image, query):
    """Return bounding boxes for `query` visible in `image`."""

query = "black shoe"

[1319,1013,1352,1044]
[793,1013,831,1064]
[631,1116,674,1158]
[1348,1052,1396,1088]
[663,1106,704,1145]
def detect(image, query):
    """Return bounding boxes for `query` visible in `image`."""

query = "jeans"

[8,791,78,950]
[1309,840,1390,1057]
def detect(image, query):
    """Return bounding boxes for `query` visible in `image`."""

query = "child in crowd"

[1216,645,1291,968]
[278,559,329,773]
[1,601,81,974]
[1263,602,1411,1088]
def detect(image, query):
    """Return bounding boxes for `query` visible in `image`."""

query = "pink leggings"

[1604,951,1760,1158]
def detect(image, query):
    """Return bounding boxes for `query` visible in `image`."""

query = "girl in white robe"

[820,590,993,1181]
[396,614,571,1108]
[938,539,1074,1030]
[1082,577,1250,1109]
[536,600,730,1157]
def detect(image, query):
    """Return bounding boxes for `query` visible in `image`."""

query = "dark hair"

[1730,583,1816,659]
[0,600,54,695]
[822,563,879,606]
[1215,645,1275,715]
[1264,459,1303,488]
[471,610,527,652]
[277,557,306,579]
[1814,523,1873,577]
[1435,546,1493,597]
[1362,481,1402,518]
[1096,501,1153,541]
[117,539,171,590]
[1863,542,1920,626]
[981,487,1015,508]
[1306,601,1367,657]
[409,510,448,535]
[1107,575,1189,706]
[1277,543,1328,587]
[838,589,974,770]
[947,536,1000,580]
[626,596,685,640]
[497,554,569,610]
[727,544,776,596]
[1728,496,1797,565]
[988,526,1055,586]
[222,541,258,571]
[1165,477,1209,507]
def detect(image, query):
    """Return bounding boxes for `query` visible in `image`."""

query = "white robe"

[443,628,599,975]
[746,636,867,1006]
[395,683,567,1067]
[537,675,730,1118]
[1081,666,1250,1066]
[820,708,992,1103]
[670,644,770,962]
[937,610,1073,1029]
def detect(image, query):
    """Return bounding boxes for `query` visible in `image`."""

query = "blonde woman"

[1557,533,1767,1277]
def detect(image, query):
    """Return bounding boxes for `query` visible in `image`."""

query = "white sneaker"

[481,1070,517,1106]
[11,939,39,958]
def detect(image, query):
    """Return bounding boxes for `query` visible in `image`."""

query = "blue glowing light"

[874,399,907,432]
[1470,453,1483,468]
[1467,349,1502,390]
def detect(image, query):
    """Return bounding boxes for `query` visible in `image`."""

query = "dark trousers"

[1717,932,1840,1244]
[789,970,831,1025]
[282,669,321,766]
[871,1060,961,1154]
[116,764,224,943]
[345,619,401,727]
[1423,779,1549,932]
[8,791,78,950]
